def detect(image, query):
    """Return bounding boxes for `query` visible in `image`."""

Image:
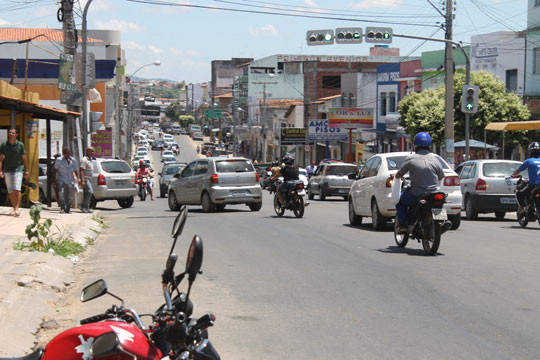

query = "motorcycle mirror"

[81,279,107,302]
[91,332,131,359]
[186,235,203,282]
[171,205,188,239]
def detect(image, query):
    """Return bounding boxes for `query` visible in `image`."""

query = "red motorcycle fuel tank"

[43,320,162,360]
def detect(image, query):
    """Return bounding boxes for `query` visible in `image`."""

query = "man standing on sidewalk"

[0,128,29,217]
[54,147,78,214]
[80,147,95,213]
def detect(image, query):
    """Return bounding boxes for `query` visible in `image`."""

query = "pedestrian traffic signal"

[365,27,393,43]
[306,29,334,46]
[461,84,480,114]
[335,28,363,44]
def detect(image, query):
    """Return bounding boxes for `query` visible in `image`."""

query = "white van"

[171,124,181,135]
[189,124,201,137]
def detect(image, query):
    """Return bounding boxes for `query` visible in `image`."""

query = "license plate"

[116,180,127,185]
[232,191,249,197]
[500,197,517,204]
[339,189,348,193]
[432,208,447,220]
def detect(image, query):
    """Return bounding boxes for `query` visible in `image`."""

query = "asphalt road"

[42,135,540,360]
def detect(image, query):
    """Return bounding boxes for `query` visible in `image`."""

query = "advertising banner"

[91,130,113,158]
[328,108,374,129]
[58,54,77,91]
[280,128,306,146]
[308,119,348,141]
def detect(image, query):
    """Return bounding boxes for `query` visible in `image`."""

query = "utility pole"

[61,0,79,158]
[251,81,277,162]
[444,0,455,167]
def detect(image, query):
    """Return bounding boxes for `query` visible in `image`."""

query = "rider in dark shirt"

[270,155,299,208]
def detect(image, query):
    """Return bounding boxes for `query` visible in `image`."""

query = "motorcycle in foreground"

[273,179,306,218]
[515,175,540,228]
[136,175,152,201]
[393,187,451,256]
[0,206,220,360]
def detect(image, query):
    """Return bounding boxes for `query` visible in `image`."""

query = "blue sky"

[0,0,529,83]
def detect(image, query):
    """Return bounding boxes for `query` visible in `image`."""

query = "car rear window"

[482,162,521,177]
[101,161,132,174]
[327,165,357,175]
[215,160,254,173]
[165,165,185,175]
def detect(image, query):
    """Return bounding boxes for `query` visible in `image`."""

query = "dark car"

[151,139,164,150]
[158,162,187,198]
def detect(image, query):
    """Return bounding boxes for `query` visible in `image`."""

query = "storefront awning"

[0,95,80,121]
[484,120,540,131]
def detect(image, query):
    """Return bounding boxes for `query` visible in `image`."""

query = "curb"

[0,209,105,357]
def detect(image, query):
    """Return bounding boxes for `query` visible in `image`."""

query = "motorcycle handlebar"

[80,312,109,325]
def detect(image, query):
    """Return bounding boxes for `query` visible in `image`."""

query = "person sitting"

[135,160,155,201]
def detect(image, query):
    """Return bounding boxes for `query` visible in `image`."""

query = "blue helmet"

[413,132,432,149]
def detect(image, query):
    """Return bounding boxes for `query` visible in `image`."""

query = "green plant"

[24,205,52,251]
[92,214,109,229]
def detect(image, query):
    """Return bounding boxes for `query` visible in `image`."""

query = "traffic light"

[306,29,334,46]
[365,27,393,44]
[335,28,363,44]
[461,85,480,114]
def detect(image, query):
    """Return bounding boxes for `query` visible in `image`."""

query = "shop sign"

[328,108,374,129]
[91,130,113,158]
[308,120,348,141]
[280,128,306,145]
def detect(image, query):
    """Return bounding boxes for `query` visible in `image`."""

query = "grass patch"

[92,214,109,229]
[14,228,85,258]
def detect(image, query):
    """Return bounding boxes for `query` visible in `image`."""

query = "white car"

[298,168,309,187]
[162,134,174,142]
[136,150,149,158]
[161,150,175,158]
[348,151,462,230]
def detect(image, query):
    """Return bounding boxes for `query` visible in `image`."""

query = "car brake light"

[255,172,260,182]
[443,176,460,186]
[97,174,106,186]
[476,178,487,191]
[434,193,445,201]
[298,183,304,189]
[386,175,393,188]
[210,174,219,184]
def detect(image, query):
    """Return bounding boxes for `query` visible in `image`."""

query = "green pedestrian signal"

[461,85,480,114]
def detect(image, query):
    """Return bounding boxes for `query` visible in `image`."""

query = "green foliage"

[179,115,195,129]
[399,71,531,148]
[165,102,184,120]
[25,205,52,250]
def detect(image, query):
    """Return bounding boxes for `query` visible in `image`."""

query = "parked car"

[90,158,138,209]
[348,152,462,230]
[158,162,187,198]
[308,162,358,200]
[168,157,263,212]
[454,159,525,220]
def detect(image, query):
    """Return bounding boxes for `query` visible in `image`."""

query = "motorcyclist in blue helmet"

[394,132,445,234]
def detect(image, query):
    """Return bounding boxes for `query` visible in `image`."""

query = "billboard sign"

[308,120,348,141]
[328,108,374,129]
[280,128,306,145]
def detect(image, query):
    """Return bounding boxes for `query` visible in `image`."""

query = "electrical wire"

[125,0,441,28]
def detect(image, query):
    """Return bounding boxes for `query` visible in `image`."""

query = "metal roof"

[0,95,80,121]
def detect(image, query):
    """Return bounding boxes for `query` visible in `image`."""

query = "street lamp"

[125,60,161,159]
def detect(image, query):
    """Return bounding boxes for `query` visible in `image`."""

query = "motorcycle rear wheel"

[292,195,304,218]
[422,217,441,256]
[394,218,409,248]
[273,195,285,217]
[517,210,528,228]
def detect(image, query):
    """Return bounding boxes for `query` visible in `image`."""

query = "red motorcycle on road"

[1,206,220,360]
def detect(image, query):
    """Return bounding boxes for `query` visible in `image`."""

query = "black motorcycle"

[273,180,305,218]
[394,191,451,256]
[515,175,540,228]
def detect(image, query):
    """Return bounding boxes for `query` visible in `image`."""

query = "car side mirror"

[158,172,162,176]
[174,173,181,178]
[347,173,357,180]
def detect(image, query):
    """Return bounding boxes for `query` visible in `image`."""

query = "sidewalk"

[0,204,104,356]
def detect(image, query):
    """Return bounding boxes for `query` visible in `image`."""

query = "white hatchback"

[348,152,462,230]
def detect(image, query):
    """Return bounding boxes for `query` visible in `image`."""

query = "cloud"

[94,19,142,32]
[148,45,163,55]
[79,0,114,12]
[304,0,319,8]
[248,24,280,37]
[123,41,146,51]
[351,0,403,9]
[0,19,8,26]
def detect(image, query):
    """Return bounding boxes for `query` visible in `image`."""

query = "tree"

[165,102,183,120]
[399,71,531,149]
[178,115,195,129]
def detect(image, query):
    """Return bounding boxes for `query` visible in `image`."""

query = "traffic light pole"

[393,32,470,165]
